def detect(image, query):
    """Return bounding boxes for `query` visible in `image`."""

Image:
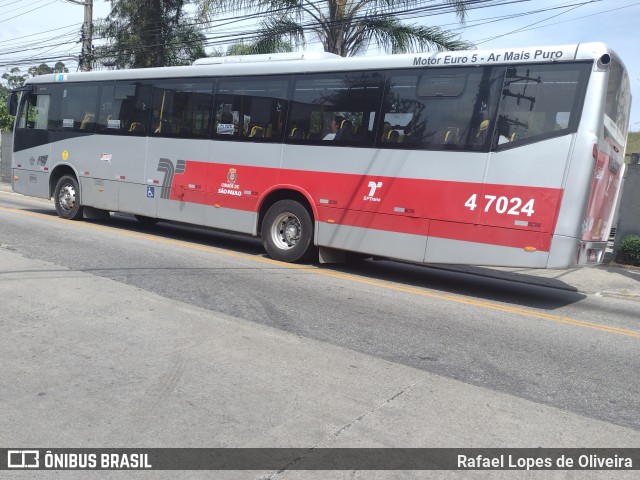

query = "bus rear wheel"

[262,200,315,263]
[54,175,84,220]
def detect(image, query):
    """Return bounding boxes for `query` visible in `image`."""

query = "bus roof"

[25,42,619,85]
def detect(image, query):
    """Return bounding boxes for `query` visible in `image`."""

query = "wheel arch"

[257,187,317,235]
[49,164,81,199]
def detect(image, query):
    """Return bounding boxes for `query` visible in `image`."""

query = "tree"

[197,0,473,57]
[0,62,68,131]
[2,62,69,90]
[210,39,293,56]
[96,0,206,68]
[2,67,27,90]
[1,68,28,132]
[0,83,14,132]
[27,62,69,78]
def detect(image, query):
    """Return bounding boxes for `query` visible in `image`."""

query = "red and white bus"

[8,43,631,268]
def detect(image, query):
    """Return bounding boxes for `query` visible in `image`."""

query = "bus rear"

[578,51,630,264]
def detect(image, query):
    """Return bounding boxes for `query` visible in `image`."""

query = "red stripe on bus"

[168,161,563,251]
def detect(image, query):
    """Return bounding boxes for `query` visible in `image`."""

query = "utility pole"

[81,0,93,71]
[82,0,93,72]
[69,0,93,71]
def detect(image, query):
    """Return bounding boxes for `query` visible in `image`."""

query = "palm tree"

[198,0,473,57]
[96,0,206,68]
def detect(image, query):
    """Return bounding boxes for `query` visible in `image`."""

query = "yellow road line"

[2,204,639,339]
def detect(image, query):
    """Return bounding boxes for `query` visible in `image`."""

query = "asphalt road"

[1,188,639,479]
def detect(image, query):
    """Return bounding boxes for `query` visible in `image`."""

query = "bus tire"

[262,200,316,263]
[54,175,84,220]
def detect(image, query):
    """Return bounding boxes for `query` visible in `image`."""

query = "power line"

[0,0,59,24]
[1,0,639,69]
[474,0,597,44]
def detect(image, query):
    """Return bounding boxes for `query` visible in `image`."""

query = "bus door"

[146,80,215,225]
[11,85,53,199]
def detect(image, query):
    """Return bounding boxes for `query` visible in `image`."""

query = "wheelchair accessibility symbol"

[147,186,155,198]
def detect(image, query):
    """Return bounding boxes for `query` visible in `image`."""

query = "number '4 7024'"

[464,194,535,217]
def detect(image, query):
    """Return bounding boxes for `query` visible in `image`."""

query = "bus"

[7,43,631,268]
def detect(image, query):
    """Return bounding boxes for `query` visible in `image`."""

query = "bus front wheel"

[262,200,316,263]
[54,175,84,220]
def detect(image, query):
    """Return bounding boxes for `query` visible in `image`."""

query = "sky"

[0,0,639,130]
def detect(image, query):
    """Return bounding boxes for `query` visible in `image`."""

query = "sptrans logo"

[364,181,383,202]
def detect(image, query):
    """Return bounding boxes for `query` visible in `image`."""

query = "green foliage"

[227,38,293,56]
[2,67,27,89]
[617,235,640,266]
[1,69,24,132]
[27,62,68,78]
[0,62,67,131]
[197,0,474,57]
[0,84,15,132]
[96,0,206,68]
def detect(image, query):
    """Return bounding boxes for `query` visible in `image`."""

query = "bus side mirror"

[7,92,18,116]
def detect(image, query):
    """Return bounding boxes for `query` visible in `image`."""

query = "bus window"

[493,62,591,148]
[213,77,288,142]
[58,84,99,132]
[97,82,152,135]
[150,80,213,138]
[288,71,383,146]
[605,56,631,138]
[381,66,501,151]
[17,93,50,130]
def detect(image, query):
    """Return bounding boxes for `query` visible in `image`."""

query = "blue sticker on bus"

[147,186,155,198]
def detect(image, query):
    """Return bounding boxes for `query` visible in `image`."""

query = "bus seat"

[334,119,353,142]
[289,127,306,140]
[473,120,490,145]
[249,125,265,138]
[444,127,459,145]
[386,129,399,143]
[80,113,94,130]
[432,130,448,144]
[129,122,145,133]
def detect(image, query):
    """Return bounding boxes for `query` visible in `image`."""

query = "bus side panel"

[118,180,155,217]
[424,236,548,268]
[117,135,154,217]
[12,142,51,200]
[552,132,596,240]
[78,176,119,211]
[48,134,149,213]
[204,141,283,234]
[147,138,208,225]
[283,145,489,262]
[316,218,429,262]
[12,169,51,199]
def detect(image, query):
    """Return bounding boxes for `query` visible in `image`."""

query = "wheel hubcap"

[58,184,76,211]
[271,212,301,249]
